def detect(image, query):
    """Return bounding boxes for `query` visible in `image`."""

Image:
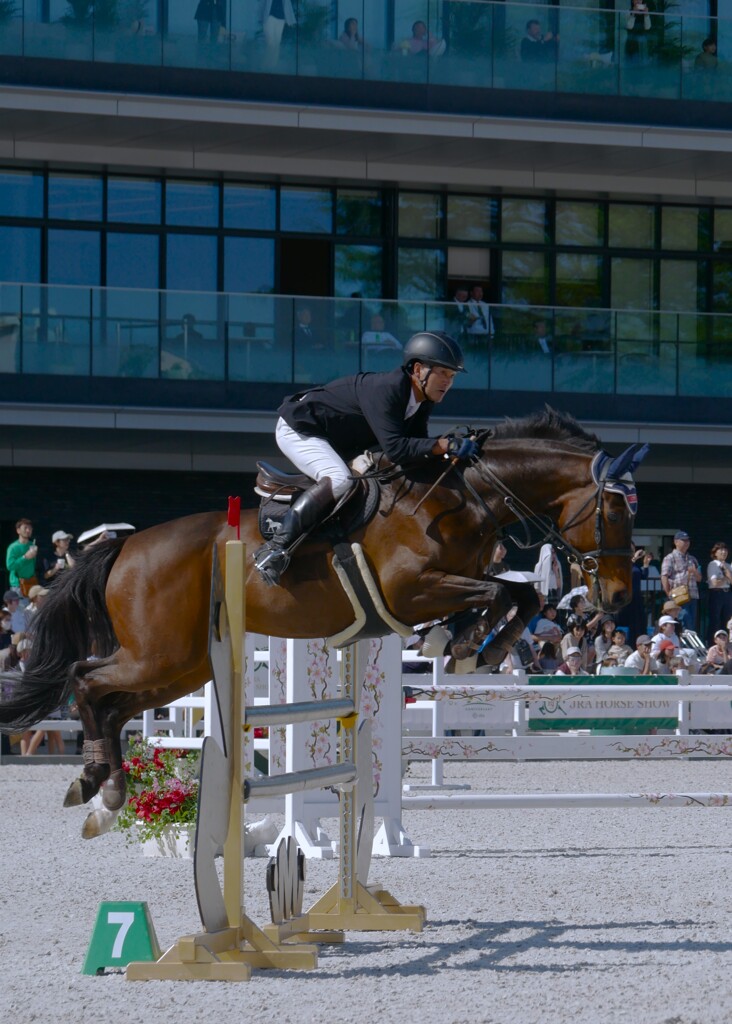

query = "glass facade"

[3,168,732,317]
[4,1,732,108]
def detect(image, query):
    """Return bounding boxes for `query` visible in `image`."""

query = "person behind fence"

[661,531,701,631]
[555,646,586,676]
[253,331,476,586]
[6,518,38,598]
[706,541,732,643]
[623,634,659,675]
[705,629,732,672]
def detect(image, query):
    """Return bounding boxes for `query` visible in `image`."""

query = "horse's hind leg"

[62,658,115,809]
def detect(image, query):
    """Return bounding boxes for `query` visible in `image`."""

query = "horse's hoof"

[81,805,120,839]
[101,774,126,811]
[63,778,86,807]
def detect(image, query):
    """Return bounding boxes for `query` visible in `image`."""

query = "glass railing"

[0,2,730,105]
[1,281,731,399]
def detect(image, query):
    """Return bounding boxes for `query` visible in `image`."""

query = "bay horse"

[0,410,645,839]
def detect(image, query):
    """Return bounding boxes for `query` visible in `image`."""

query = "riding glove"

[446,436,479,461]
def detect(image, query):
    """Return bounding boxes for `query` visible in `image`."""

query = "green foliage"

[115,738,200,844]
[445,4,492,55]
[0,0,17,24]
[299,1,331,44]
[63,0,119,29]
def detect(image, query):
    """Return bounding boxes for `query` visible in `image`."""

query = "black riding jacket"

[278,367,437,464]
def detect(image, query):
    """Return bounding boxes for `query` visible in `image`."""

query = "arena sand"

[1,759,731,1024]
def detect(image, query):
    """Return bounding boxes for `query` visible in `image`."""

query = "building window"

[610,256,654,309]
[106,233,160,289]
[608,204,655,248]
[555,201,604,247]
[502,199,547,244]
[280,187,333,234]
[0,170,43,218]
[336,189,382,237]
[47,229,101,285]
[224,237,275,294]
[48,174,103,222]
[166,234,218,291]
[334,244,383,297]
[0,226,40,282]
[661,206,708,251]
[107,177,162,224]
[223,184,277,231]
[166,180,220,228]
[555,253,604,307]
[398,246,445,298]
[446,195,495,242]
[398,192,442,239]
[502,250,549,305]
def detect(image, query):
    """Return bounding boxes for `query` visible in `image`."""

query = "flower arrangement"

[116,738,200,844]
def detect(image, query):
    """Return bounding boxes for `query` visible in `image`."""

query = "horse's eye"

[607,512,619,523]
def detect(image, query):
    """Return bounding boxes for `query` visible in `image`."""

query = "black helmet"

[567,615,586,630]
[402,331,466,373]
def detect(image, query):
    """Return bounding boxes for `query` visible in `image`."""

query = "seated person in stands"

[656,640,683,674]
[650,615,681,657]
[339,17,365,50]
[554,646,587,676]
[394,20,446,56]
[593,615,616,660]
[607,628,633,664]
[361,314,402,352]
[706,629,732,670]
[532,603,563,645]
[596,652,619,675]
[560,615,594,671]
[537,641,560,673]
[624,634,659,675]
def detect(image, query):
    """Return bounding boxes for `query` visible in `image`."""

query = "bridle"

[472,446,638,601]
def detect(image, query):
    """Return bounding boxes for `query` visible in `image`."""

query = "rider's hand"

[446,436,479,461]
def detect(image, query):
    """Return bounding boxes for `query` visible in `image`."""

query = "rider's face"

[414,363,457,403]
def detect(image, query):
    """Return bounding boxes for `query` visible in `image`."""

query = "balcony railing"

[1,282,731,398]
[0,1,729,105]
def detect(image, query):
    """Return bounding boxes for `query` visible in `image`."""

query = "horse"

[0,409,646,839]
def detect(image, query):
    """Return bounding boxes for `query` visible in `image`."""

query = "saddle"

[254,459,381,541]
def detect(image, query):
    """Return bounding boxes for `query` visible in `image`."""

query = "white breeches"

[275,418,352,498]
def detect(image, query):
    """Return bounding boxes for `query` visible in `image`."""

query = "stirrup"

[253,543,291,587]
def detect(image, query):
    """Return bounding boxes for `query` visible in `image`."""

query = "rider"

[253,330,478,586]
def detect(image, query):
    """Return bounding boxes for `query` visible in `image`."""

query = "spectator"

[593,615,616,660]
[520,19,558,62]
[394,20,446,57]
[555,646,587,676]
[339,17,364,51]
[607,629,633,664]
[0,606,12,657]
[294,307,326,353]
[533,319,552,355]
[262,0,297,67]
[361,314,401,353]
[563,593,602,636]
[532,603,563,645]
[706,629,732,671]
[615,543,649,644]
[650,615,681,658]
[706,542,732,643]
[0,629,22,673]
[538,641,561,672]
[596,653,620,676]
[656,640,683,675]
[534,543,563,601]
[43,529,75,583]
[661,531,702,631]
[465,284,495,343]
[560,615,594,671]
[624,634,659,675]
[6,518,39,597]
[694,37,717,71]
[3,590,28,633]
[448,286,472,341]
[25,585,49,621]
[194,0,225,43]
[624,0,652,63]
[487,540,510,576]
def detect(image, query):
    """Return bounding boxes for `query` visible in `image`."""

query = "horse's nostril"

[612,589,629,605]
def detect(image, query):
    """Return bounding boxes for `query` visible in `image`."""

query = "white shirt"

[624,649,660,673]
[466,299,495,337]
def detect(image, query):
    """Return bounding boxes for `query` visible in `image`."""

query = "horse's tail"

[0,539,127,732]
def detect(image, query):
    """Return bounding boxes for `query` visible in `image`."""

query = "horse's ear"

[607,443,650,479]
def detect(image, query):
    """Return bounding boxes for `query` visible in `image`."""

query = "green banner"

[527,675,679,734]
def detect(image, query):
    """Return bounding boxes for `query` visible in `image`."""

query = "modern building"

[0,1,730,579]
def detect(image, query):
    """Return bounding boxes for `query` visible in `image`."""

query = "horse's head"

[558,444,649,612]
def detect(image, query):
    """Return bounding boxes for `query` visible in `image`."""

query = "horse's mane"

[486,406,600,453]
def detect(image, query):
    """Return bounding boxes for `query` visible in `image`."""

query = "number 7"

[107,911,135,959]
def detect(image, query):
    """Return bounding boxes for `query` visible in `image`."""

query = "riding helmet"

[402,331,466,373]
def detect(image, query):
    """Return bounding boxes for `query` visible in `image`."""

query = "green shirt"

[6,539,36,587]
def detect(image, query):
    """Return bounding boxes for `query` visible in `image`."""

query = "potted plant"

[116,738,200,858]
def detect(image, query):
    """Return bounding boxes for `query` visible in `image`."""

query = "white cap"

[52,530,73,543]
[565,646,582,656]
[659,615,677,626]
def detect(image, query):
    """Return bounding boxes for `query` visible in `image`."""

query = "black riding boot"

[253,478,336,587]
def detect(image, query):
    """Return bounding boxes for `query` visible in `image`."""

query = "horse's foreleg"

[398,572,513,624]
[479,580,541,668]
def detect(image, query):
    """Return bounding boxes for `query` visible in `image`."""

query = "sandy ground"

[2,759,732,1024]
